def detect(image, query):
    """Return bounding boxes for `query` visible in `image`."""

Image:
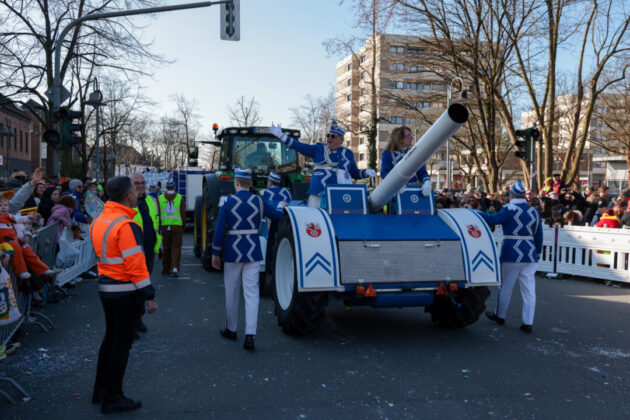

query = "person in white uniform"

[477,179,543,333]
[211,169,285,350]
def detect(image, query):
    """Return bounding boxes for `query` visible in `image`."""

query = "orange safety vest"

[90,201,154,297]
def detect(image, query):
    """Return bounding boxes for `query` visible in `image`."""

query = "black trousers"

[94,293,142,398]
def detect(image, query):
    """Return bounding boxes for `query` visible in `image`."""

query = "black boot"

[485,311,505,325]
[101,394,141,414]
[243,334,255,350]
[220,328,237,340]
[137,319,148,333]
[520,324,533,334]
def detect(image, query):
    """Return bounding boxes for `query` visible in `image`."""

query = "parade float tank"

[267,104,501,335]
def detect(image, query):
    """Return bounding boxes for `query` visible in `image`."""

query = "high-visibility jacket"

[133,195,162,253]
[158,193,184,226]
[90,201,155,299]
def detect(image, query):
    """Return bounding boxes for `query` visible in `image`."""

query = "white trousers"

[223,261,260,335]
[496,262,537,325]
[307,194,321,208]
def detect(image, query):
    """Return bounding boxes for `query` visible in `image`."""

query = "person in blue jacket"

[478,179,543,333]
[260,171,293,204]
[381,126,432,197]
[211,168,286,350]
[269,121,376,207]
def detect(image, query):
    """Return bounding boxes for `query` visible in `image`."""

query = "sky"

[138,0,359,138]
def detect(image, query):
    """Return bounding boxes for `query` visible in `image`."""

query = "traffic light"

[188,146,199,167]
[514,127,540,163]
[58,107,83,150]
[220,0,240,41]
[42,108,64,149]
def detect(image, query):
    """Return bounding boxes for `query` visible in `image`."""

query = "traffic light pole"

[50,0,232,175]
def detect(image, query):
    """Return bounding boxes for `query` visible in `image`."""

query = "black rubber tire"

[425,286,491,328]
[272,216,328,335]
[193,195,203,258]
[201,205,219,272]
[259,271,268,297]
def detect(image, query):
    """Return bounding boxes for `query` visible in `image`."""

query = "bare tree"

[0,0,168,173]
[227,95,262,126]
[290,90,336,144]
[171,93,201,166]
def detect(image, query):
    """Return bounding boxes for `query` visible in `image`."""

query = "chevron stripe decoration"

[305,252,332,277]
[472,250,494,272]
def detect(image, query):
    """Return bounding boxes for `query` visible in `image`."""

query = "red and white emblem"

[306,223,321,238]
[467,224,482,238]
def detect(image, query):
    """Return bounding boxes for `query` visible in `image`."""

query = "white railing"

[492,224,630,283]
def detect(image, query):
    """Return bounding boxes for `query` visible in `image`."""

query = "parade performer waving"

[269,121,376,207]
[478,179,543,334]
[211,169,286,350]
[381,126,432,197]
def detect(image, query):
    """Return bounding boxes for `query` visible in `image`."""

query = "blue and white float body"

[272,104,500,308]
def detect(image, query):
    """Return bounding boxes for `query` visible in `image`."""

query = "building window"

[389,116,403,124]
[347,63,352,71]
[389,81,404,89]
[359,153,365,161]
[407,47,425,55]
[25,133,28,153]
[389,63,404,72]
[361,71,366,80]
[360,104,365,112]
[20,131,23,151]
[432,84,446,92]
[359,137,365,145]
[346,94,351,102]
[408,65,428,72]
[347,78,352,86]
[360,55,365,63]
[421,101,431,108]
[361,88,367,95]
[389,45,405,54]
[405,117,414,125]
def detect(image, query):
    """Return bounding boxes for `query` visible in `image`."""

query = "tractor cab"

[215,127,307,191]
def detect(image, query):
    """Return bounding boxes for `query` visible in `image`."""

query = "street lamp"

[85,78,106,181]
[446,77,467,189]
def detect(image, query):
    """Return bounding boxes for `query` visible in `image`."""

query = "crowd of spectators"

[436,174,630,229]
[0,169,106,306]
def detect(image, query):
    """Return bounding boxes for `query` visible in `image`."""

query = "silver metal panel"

[338,240,465,284]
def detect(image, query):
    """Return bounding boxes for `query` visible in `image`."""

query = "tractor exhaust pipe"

[368,103,469,212]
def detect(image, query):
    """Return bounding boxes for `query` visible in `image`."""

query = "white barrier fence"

[492,225,630,283]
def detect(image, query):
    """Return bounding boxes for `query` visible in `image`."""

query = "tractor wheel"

[259,271,269,297]
[200,202,219,272]
[272,216,328,335]
[193,196,202,258]
[425,286,491,328]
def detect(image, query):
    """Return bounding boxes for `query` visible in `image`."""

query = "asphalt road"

[1,232,629,419]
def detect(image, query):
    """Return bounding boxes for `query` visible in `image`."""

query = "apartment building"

[335,34,470,188]
[0,94,36,175]
[521,93,629,191]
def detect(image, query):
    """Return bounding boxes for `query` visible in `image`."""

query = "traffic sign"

[45,85,71,105]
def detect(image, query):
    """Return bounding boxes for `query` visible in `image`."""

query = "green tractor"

[194,126,310,272]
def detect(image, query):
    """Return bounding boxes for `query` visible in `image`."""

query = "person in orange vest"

[90,176,158,414]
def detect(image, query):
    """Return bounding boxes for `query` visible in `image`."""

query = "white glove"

[365,169,376,177]
[421,180,432,197]
[269,124,284,139]
[336,169,352,184]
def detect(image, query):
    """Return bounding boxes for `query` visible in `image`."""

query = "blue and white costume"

[281,137,369,196]
[261,171,293,204]
[212,169,284,336]
[381,149,430,183]
[478,179,542,327]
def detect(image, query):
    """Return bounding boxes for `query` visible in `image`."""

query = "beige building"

[521,93,629,191]
[336,34,471,189]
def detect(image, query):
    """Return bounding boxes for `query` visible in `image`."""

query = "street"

[2,233,630,419]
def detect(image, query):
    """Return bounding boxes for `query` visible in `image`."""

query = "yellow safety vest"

[159,193,184,227]
[133,195,162,254]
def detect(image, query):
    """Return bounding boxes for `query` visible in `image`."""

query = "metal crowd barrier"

[54,224,96,287]
[493,224,630,284]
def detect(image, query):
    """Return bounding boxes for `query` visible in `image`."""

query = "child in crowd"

[0,193,54,280]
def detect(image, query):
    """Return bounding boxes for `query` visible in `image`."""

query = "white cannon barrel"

[368,103,469,211]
